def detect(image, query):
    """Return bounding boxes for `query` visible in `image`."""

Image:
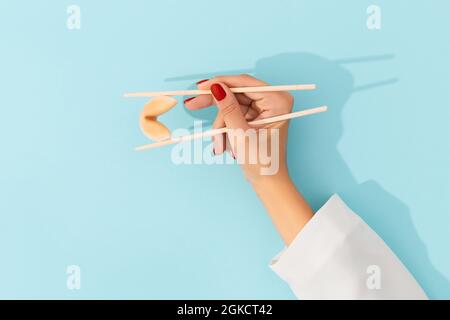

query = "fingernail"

[196,79,208,85]
[184,97,195,104]
[210,83,226,101]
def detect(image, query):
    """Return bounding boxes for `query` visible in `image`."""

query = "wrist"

[250,164,290,191]
[249,164,313,245]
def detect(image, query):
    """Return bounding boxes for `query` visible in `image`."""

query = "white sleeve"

[269,194,427,300]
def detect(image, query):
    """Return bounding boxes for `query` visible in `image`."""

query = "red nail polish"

[184,97,195,104]
[210,83,226,101]
[196,79,208,85]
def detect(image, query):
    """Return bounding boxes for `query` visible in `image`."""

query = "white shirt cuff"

[269,194,427,300]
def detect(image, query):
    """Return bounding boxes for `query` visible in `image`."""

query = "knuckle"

[239,73,255,81]
[212,76,224,83]
[220,102,239,118]
[277,91,294,106]
[285,92,294,105]
[239,73,268,85]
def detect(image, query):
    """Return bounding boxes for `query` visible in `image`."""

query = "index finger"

[198,74,269,100]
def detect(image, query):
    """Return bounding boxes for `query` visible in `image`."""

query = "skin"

[185,74,313,245]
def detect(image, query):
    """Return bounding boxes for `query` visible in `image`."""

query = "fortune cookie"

[140,116,171,141]
[141,96,177,117]
[139,96,177,141]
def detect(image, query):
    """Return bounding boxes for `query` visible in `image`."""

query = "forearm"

[252,169,313,245]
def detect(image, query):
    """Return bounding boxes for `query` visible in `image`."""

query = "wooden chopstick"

[135,106,328,151]
[124,84,316,98]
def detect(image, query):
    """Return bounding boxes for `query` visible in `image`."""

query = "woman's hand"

[184,74,293,183]
[185,74,313,245]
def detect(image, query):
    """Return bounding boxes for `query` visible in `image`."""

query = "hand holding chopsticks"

[124,82,327,151]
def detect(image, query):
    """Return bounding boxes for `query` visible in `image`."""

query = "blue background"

[1,0,449,299]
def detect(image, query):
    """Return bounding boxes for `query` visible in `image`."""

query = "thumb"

[210,82,250,130]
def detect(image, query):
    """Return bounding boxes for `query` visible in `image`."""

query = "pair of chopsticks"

[124,84,327,151]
